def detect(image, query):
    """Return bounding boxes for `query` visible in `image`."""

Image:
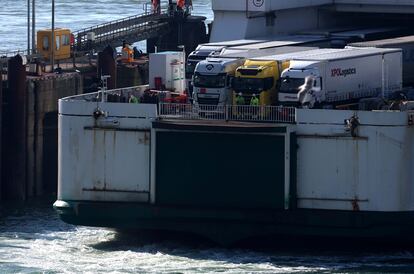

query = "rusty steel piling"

[98,46,117,89]
[6,55,28,200]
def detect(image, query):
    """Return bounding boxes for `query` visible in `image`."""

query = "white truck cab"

[193,58,244,106]
[279,60,324,104]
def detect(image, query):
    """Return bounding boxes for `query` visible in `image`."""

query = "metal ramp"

[72,11,171,52]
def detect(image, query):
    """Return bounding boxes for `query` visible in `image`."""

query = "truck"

[187,35,330,98]
[186,39,268,96]
[348,35,414,86]
[231,48,341,106]
[192,46,317,106]
[193,57,244,106]
[278,47,403,107]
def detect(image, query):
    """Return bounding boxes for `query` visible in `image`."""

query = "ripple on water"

[0,0,214,53]
[2,202,414,273]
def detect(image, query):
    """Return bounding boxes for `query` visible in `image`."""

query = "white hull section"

[295,109,414,211]
[58,95,414,213]
[58,98,157,203]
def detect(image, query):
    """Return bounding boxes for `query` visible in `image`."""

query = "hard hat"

[252,93,256,97]
[238,92,242,96]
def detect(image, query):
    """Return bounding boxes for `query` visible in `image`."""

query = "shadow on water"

[2,200,414,273]
[0,197,76,234]
[89,229,414,274]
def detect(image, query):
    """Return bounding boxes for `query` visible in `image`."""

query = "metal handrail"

[61,85,149,102]
[75,21,169,51]
[3,6,170,57]
[159,103,297,124]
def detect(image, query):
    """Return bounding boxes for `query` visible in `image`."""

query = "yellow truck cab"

[232,59,289,105]
[37,28,72,60]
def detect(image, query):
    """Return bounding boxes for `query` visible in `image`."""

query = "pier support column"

[6,55,27,200]
[0,67,2,200]
[98,46,117,89]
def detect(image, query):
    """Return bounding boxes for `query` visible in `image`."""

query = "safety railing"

[74,20,169,51]
[61,85,148,102]
[73,7,169,51]
[158,103,297,124]
[0,49,41,59]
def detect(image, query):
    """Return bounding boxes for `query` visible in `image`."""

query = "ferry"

[54,0,414,244]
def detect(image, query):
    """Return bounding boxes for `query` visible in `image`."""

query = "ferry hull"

[56,94,414,246]
[54,200,414,245]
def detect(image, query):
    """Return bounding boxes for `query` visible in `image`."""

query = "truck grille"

[198,97,219,105]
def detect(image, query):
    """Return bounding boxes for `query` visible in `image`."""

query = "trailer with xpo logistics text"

[278,47,403,106]
[348,35,414,86]
[232,48,346,106]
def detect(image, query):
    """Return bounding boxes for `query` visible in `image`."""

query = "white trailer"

[215,35,330,57]
[349,35,414,86]
[149,51,185,93]
[279,47,403,106]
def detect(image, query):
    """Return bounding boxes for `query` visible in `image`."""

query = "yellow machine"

[37,28,72,60]
[233,59,290,105]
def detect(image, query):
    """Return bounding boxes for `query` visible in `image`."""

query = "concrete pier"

[26,73,83,197]
[1,57,83,201]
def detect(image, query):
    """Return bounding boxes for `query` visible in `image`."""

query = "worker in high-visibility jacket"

[236,92,245,105]
[152,0,160,14]
[250,94,260,106]
[177,0,185,9]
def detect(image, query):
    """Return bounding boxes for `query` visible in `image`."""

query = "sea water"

[1,1,414,273]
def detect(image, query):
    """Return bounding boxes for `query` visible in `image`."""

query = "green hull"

[54,200,414,245]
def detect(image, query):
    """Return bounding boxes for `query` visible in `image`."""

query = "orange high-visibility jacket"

[177,0,185,8]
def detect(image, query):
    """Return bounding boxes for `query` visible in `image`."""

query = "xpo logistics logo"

[331,68,357,77]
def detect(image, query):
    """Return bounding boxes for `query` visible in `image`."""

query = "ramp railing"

[72,8,169,51]
[158,103,297,124]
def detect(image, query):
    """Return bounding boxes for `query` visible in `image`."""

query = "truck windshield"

[233,77,264,93]
[193,73,226,88]
[280,77,305,94]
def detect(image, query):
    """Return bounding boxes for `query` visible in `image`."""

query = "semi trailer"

[278,48,403,107]
[349,35,414,86]
[192,46,316,106]
[232,49,343,106]
[187,35,330,100]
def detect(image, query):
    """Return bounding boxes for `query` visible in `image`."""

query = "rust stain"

[352,198,360,211]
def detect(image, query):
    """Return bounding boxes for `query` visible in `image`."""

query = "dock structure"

[72,12,171,52]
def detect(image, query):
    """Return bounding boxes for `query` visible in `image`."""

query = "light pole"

[27,0,30,53]
[178,45,186,94]
[51,0,55,71]
[32,0,36,53]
